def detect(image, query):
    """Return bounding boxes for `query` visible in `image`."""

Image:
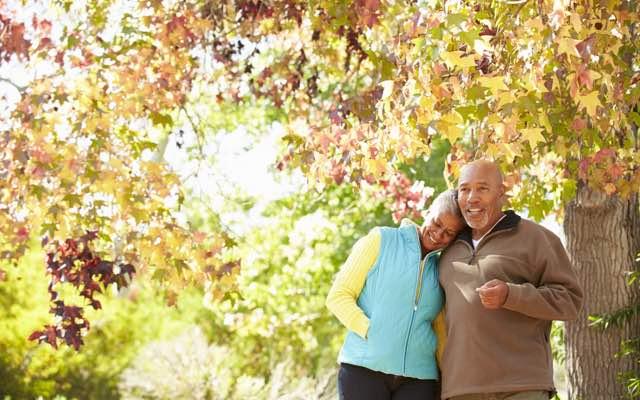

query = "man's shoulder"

[516,217,563,243]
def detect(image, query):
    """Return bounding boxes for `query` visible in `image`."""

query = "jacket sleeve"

[502,228,583,321]
[326,228,381,339]
[432,310,447,368]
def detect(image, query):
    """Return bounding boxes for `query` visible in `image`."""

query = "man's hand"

[476,279,509,309]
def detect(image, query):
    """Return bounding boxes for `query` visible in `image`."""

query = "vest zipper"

[413,257,426,310]
[403,255,428,373]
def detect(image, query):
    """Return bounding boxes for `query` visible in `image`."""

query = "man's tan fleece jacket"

[438,211,583,399]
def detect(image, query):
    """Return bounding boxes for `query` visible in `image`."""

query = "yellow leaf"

[496,91,516,108]
[556,37,581,57]
[440,51,477,70]
[365,158,387,178]
[539,113,552,133]
[589,70,602,81]
[485,143,521,164]
[525,17,545,32]
[485,143,501,160]
[478,76,508,95]
[417,96,435,124]
[570,12,583,33]
[521,128,545,148]
[604,182,616,195]
[500,143,522,163]
[438,112,464,144]
[577,91,601,117]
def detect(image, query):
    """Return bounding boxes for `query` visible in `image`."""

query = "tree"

[2,0,640,396]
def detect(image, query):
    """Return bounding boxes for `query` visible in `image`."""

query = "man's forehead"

[458,177,493,185]
[458,164,502,186]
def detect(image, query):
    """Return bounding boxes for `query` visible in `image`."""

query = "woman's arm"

[325,228,380,339]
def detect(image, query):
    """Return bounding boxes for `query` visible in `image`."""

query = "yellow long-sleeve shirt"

[326,227,447,367]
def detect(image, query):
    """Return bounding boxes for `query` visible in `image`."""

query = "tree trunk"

[564,187,640,399]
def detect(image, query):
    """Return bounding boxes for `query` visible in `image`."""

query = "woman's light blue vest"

[338,224,443,379]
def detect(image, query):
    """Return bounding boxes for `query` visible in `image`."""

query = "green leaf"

[460,28,481,47]
[446,13,467,28]
[429,26,443,40]
[150,112,173,127]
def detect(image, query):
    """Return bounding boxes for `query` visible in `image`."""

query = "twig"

[180,105,205,159]
[0,76,27,92]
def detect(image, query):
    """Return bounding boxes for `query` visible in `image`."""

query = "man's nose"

[467,189,480,202]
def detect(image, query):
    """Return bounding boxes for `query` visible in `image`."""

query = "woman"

[326,189,464,400]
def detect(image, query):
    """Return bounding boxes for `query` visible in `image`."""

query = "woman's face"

[419,211,465,252]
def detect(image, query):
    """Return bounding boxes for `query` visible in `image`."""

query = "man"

[438,160,583,400]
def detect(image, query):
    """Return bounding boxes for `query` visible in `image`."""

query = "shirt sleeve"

[502,228,583,321]
[326,228,381,339]
[432,309,447,368]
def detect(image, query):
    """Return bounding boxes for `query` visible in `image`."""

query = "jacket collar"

[457,210,521,246]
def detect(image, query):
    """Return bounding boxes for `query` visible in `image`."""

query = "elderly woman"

[326,189,464,400]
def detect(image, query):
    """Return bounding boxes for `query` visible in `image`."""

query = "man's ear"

[499,184,506,197]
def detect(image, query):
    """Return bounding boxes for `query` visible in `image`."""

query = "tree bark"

[564,186,640,399]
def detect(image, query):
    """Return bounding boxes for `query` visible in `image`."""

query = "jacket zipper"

[462,227,516,263]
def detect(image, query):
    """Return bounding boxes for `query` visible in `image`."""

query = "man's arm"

[483,229,583,320]
[326,228,380,338]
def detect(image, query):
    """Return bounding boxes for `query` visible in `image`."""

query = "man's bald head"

[459,160,504,188]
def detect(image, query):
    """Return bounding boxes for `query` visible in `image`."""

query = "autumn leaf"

[556,37,581,58]
[478,76,508,95]
[365,158,387,178]
[576,91,601,117]
[604,182,616,195]
[521,128,545,148]
[437,112,464,144]
[440,51,477,70]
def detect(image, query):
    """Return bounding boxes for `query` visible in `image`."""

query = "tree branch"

[0,76,27,92]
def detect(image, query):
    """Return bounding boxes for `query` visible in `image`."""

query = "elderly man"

[438,160,583,400]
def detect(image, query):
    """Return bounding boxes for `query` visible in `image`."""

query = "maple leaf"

[576,91,601,117]
[440,51,477,70]
[478,76,508,95]
[571,117,587,132]
[438,112,465,144]
[521,128,545,148]
[556,37,581,58]
[356,0,381,28]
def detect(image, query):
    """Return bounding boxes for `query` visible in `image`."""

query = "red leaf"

[593,148,616,163]
[0,21,31,61]
[28,330,43,341]
[571,118,587,132]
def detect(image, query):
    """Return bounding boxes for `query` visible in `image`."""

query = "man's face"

[457,164,505,237]
[420,211,465,252]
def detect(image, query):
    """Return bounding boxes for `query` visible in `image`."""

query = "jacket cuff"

[502,282,523,310]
